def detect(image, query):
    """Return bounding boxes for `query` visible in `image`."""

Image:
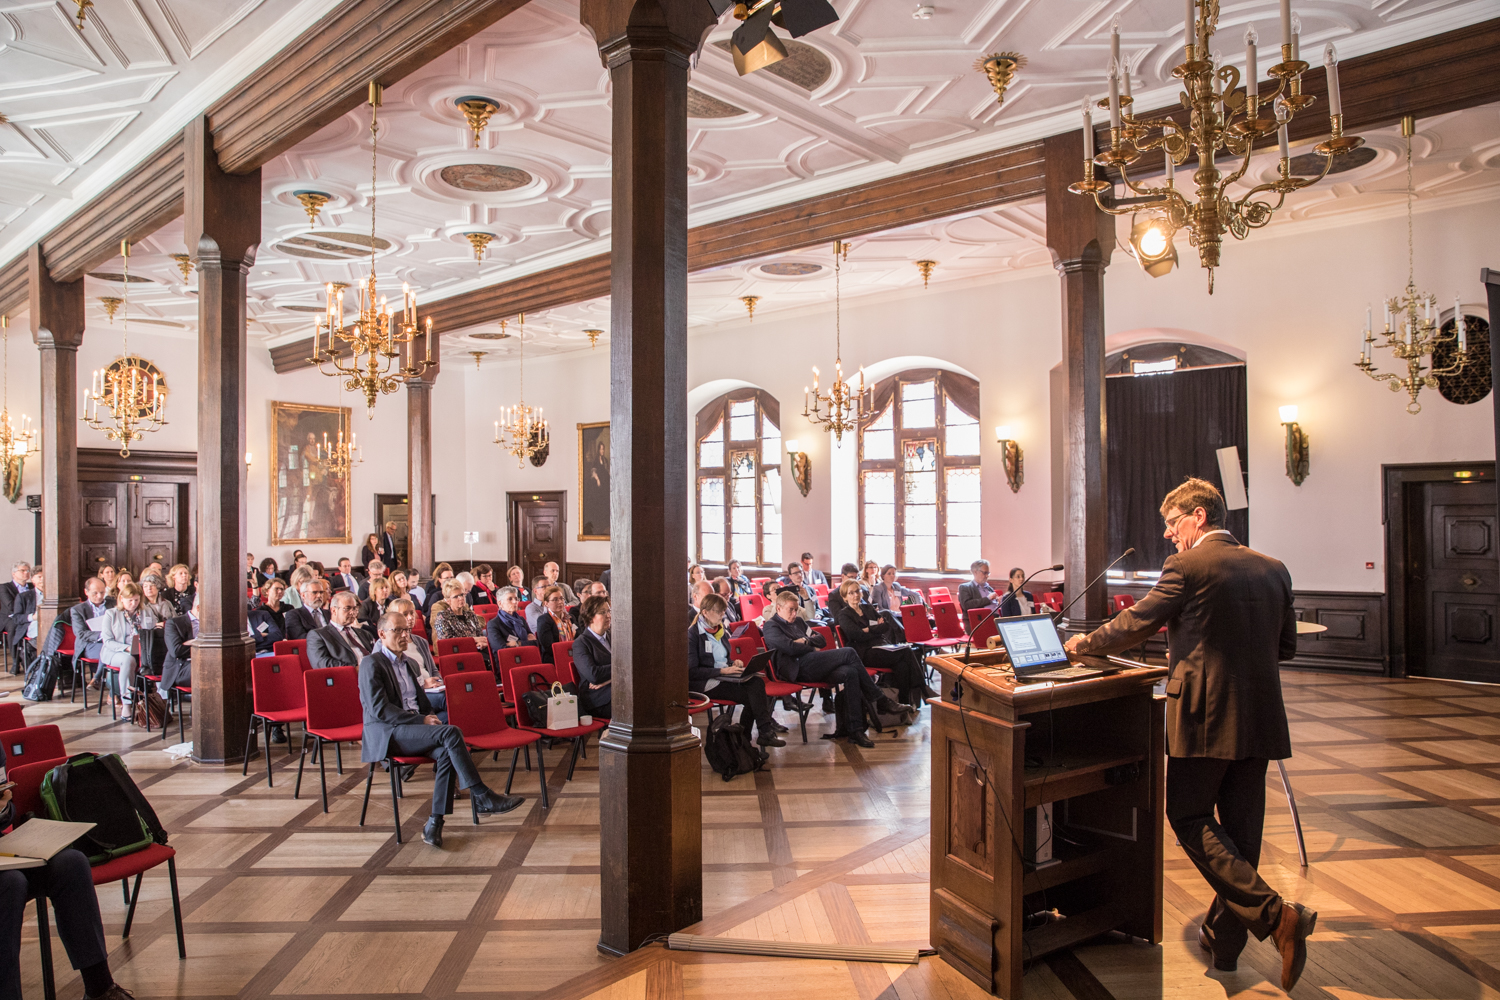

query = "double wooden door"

[508,491,566,585]
[1405,479,1500,681]
[81,481,188,576]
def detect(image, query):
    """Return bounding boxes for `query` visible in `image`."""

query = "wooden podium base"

[926,650,1167,997]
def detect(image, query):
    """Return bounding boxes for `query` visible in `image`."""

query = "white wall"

[0,314,41,564]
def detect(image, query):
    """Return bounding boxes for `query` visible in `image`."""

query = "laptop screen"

[995,614,1070,671]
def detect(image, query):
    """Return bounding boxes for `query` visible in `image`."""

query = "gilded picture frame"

[578,420,610,540]
[270,401,353,544]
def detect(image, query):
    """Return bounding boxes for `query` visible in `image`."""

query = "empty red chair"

[432,636,478,657]
[446,673,548,809]
[494,644,542,670]
[438,651,487,678]
[932,602,969,642]
[967,608,999,649]
[928,586,952,602]
[273,638,311,672]
[552,640,577,685]
[0,724,66,768]
[243,654,308,787]
[472,604,498,617]
[297,665,364,812]
[507,663,607,781]
[1112,594,1136,612]
[900,604,952,649]
[0,701,25,731]
[1037,592,1064,612]
[739,594,768,620]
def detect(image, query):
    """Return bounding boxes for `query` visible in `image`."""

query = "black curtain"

[1106,365,1248,573]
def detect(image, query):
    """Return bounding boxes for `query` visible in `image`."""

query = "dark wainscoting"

[1288,591,1387,674]
[567,562,610,586]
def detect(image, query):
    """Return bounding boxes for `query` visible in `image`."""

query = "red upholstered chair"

[0,701,25,731]
[472,603,498,617]
[494,644,542,670]
[297,665,364,812]
[810,624,839,649]
[932,602,969,643]
[966,608,999,649]
[928,586,952,602]
[437,651,488,679]
[446,673,548,809]
[433,636,478,657]
[0,724,66,768]
[739,594,768,620]
[273,638,311,672]
[728,637,759,665]
[759,655,818,743]
[900,604,952,649]
[733,619,764,649]
[1037,592,1064,612]
[1112,594,1136,612]
[552,641,578,686]
[243,655,308,787]
[507,663,607,781]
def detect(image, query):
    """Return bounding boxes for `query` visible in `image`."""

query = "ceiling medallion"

[308,82,435,416]
[83,242,167,457]
[759,262,821,276]
[467,330,512,341]
[438,164,532,193]
[294,191,332,225]
[740,295,760,320]
[974,52,1027,108]
[464,232,495,262]
[584,328,603,350]
[455,96,502,148]
[98,297,122,322]
[168,253,193,282]
[1070,6,1362,293]
[915,260,937,288]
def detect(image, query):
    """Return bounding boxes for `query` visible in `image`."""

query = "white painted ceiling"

[29,0,1500,357]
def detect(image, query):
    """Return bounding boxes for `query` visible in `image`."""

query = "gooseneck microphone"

[1050,547,1136,624]
[961,563,1063,664]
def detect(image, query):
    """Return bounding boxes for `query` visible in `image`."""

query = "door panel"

[80,482,124,578]
[132,483,180,570]
[1411,481,1500,681]
[508,493,566,586]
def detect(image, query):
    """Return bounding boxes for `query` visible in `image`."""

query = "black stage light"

[715,0,840,77]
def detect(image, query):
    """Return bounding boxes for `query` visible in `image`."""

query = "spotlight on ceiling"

[708,0,840,77]
[1129,217,1177,278]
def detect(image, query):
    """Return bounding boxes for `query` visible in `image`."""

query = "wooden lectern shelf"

[925,650,1168,998]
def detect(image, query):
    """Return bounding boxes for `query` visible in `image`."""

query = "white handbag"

[546,681,579,730]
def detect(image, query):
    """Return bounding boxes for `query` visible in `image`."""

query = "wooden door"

[1407,480,1500,681]
[131,483,181,570]
[508,492,566,585]
[80,482,124,577]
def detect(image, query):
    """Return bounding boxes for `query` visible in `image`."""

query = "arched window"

[696,389,781,568]
[858,369,980,572]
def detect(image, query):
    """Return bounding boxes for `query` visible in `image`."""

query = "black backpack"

[41,752,168,865]
[703,711,767,781]
[22,652,60,702]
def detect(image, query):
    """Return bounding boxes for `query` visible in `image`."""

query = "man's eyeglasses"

[382,626,412,635]
[1163,511,1188,532]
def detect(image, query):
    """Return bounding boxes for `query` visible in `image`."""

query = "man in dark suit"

[159,591,198,695]
[379,522,399,569]
[284,578,331,640]
[388,597,446,716]
[332,558,360,595]
[358,560,386,601]
[957,559,1000,615]
[307,592,374,669]
[0,561,33,665]
[1064,478,1314,990]
[359,611,523,846]
[486,588,536,650]
[69,577,113,665]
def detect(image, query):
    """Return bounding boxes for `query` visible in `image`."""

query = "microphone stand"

[961,564,1062,664]
[1049,547,1136,627]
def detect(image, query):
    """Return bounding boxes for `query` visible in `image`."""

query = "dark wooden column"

[1045,130,1114,631]
[579,0,716,956]
[28,246,84,632]
[407,338,438,574]
[185,115,260,765]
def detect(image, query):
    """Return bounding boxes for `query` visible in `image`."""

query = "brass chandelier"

[1354,116,1470,415]
[802,239,868,442]
[0,315,35,502]
[1069,1,1363,292]
[82,241,167,457]
[492,316,549,468]
[308,83,435,415]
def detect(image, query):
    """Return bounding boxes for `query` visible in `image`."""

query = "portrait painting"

[271,401,352,544]
[578,421,610,540]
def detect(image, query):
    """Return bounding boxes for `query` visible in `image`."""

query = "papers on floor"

[164,742,193,760]
[0,818,95,870]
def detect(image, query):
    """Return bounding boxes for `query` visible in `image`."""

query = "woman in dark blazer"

[569,595,612,718]
[833,580,931,706]
[486,587,536,649]
[690,594,783,746]
[998,567,1035,618]
[533,587,575,663]
[357,532,382,570]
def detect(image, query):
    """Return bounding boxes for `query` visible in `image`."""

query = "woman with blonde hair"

[99,582,164,710]
[360,577,392,630]
[163,563,195,614]
[431,577,488,649]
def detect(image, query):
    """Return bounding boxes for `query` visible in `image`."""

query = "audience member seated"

[796,552,828,588]
[70,576,113,667]
[871,564,924,615]
[534,586,576,662]
[9,570,43,659]
[691,593,784,747]
[998,567,1035,617]
[724,560,752,596]
[687,563,707,597]
[387,569,409,605]
[360,578,392,629]
[162,563,195,614]
[358,560,386,600]
[0,744,131,1000]
[690,580,713,617]
[826,562,864,619]
[833,579,933,706]
[100,582,163,709]
[471,564,498,605]
[249,579,287,656]
[858,560,881,592]
[583,580,608,600]
[506,564,531,603]
[431,578,489,652]
[571,594,613,719]
[97,564,119,603]
[780,565,820,616]
[332,558,360,595]
[139,573,177,623]
[308,591,375,669]
[758,580,810,623]
[1,560,36,658]
[422,563,456,617]
[542,561,577,604]
[487,587,536,649]
[285,576,332,639]
[524,576,551,632]
[159,589,200,695]
[360,612,523,847]
[256,557,279,589]
[763,590,909,748]
[710,577,741,621]
[958,559,1002,615]
[405,568,428,609]
[388,598,446,716]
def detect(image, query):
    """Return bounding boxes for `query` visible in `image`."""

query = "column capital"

[1043,130,1114,271]
[27,245,84,351]
[579,0,717,66]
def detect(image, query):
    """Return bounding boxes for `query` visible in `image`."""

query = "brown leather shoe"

[1270,901,1317,991]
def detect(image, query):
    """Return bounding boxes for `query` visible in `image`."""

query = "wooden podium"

[926,650,1167,997]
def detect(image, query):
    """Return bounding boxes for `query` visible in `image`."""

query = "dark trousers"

[709,675,776,735]
[790,648,882,735]
[1167,756,1283,960]
[853,643,925,703]
[387,723,487,817]
[0,848,108,998]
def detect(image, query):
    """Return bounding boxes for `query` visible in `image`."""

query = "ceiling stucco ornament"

[439,163,533,192]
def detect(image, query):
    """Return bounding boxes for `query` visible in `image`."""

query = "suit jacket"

[99,606,163,660]
[358,646,435,764]
[332,572,359,594]
[284,605,328,640]
[69,599,113,649]
[998,588,1034,618]
[957,580,998,615]
[379,532,399,569]
[534,612,572,662]
[803,568,828,587]
[571,629,612,714]
[160,614,196,691]
[835,602,900,657]
[0,581,32,640]
[1073,534,1296,760]
[487,609,535,649]
[248,604,285,655]
[763,613,819,681]
[687,620,733,694]
[307,622,373,669]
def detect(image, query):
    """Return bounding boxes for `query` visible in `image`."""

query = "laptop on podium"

[994,614,1106,683]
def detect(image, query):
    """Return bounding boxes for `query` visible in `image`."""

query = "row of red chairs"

[1,714,185,997]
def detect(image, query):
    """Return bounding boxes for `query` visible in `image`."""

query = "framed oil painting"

[578,421,610,540]
[271,401,352,544]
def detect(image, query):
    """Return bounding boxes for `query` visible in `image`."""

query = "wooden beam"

[0,259,23,319]
[41,140,185,283]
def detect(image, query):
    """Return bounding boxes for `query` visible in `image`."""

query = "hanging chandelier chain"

[1405,129,1414,289]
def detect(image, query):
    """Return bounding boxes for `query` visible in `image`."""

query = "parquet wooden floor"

[9,669,1500,999]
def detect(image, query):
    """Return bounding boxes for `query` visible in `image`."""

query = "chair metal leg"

[122,872,144,938]
[318,739,329,813]
[505,748,520,795]
[36,893,56,1000]
[1277,758,1308,869]
[566,737,583,780]
[389,764,403,843]
[264,715,275,788]
[242,716,256,776]
[167,856,186,959]
[294,736,309,801]
[121,880,129,907]
[535,743,549,809]
[360,765,375,826]
[336,741,343,774]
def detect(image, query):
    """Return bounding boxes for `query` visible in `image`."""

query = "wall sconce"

[245,451,252,470]
[1279,406,1309,486]
[995,426,1024,493]
[785,439,812,497]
